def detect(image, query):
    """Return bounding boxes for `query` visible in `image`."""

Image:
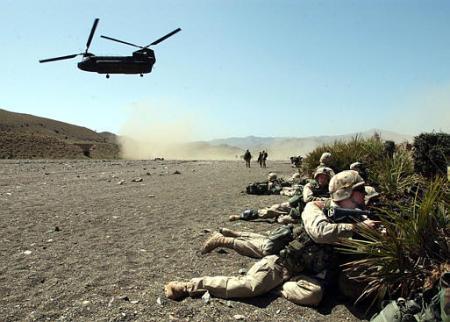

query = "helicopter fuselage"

[77,50,155,75]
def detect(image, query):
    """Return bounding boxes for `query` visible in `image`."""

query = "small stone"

[55,226,60,232]
[276,309,281,314]
[226,300,233,307]
[131,177,143,182]
[173,170,181,175]
[234,315,245,320]
[146,172,151,176]
[108,297,115,307]
[202,291,211,304]
[82,300,90,306]
[23,250,32,255]
[148,195,155,198]
[47,239,53,243]
[130,300,139,304]
[118,180,125,185]
[238,269,247,275]
[156,297,163,306]
[119,295,130,301]
[217,249,228,254]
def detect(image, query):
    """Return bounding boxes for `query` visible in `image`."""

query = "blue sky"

[1,0,449,141]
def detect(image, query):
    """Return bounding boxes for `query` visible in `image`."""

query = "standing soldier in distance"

[257,151,263,168]
[243,149,252,168]
[262,150,268,168]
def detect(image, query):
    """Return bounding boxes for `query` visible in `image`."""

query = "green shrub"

[413,132,449,178]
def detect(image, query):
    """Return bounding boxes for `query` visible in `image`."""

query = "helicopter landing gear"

[106,74,110,79]
[140,73,143,77]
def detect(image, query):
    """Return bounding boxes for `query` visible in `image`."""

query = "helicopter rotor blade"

[146,28,181,47]
[85,18,100,53]
[39,54,80,63]
[100,35,144,49]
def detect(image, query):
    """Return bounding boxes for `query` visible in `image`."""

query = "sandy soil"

[0,160,367,322]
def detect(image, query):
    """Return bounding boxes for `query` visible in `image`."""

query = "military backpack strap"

[263,224,295,255]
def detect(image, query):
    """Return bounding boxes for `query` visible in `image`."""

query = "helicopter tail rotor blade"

[146,28,181,47]
[39,54,80,63]
[100,35,144,49]
[85,18,100,53]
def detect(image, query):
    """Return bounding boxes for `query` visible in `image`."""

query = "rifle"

[326,207,375,223]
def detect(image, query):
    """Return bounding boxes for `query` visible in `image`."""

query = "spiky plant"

[338,178,449,306]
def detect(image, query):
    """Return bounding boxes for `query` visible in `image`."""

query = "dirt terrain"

[0,159,367,322]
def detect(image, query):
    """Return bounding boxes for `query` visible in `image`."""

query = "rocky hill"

[0,109,119,159]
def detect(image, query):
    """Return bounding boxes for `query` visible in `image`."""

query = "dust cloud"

[386,84,450,135]
[118,104,242,160]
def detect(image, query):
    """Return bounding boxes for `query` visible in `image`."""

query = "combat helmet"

[267,172,278,181]
[364,186,380,205]
[319,152,332,166]
[314,166,335,179]
[350,162,363,171]
[329,170,365,202]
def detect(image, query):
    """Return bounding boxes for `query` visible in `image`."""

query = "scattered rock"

[234,315,245,320]
[23,250,32,255]
[131,177,143,182]
[82,300,90,306]
[117,180,125,185]
[202,291,211,304]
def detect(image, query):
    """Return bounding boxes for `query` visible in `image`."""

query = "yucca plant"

[338,178,449,306]
[369,149,420,199]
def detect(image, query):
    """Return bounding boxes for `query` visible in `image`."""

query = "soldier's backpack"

[239,208,259,221]
[246,182,269,195]
[263,224,295,255]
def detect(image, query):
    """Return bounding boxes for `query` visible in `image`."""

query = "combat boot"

[229,215,240,221]
[201,232,235,254]
[219,227,241,237]
[164,281,191,300]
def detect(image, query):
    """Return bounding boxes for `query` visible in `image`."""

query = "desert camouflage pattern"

[329,170,365,202]
[314,166,335,179]
[319,152,332,166]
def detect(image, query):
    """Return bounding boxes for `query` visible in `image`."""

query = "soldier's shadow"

[316,288,371,320]
[238,292,279,308]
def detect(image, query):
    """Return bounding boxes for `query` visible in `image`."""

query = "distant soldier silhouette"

[262,150,268,168]
[257,152,263,168]
[243,149,252,168]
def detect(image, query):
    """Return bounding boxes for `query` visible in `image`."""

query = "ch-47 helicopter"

[39,18,181,78]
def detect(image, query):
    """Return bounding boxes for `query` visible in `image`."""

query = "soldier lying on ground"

[233,167,335,224]
[203,186,380,259]
[164,170,380,306]
[245,172,289,195]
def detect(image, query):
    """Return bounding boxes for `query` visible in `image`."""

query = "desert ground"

[0,159,367,322]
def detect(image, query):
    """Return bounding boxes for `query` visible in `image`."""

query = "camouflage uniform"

[319,152,332,167]
[302,167,335,203]
[165,171,369,306]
